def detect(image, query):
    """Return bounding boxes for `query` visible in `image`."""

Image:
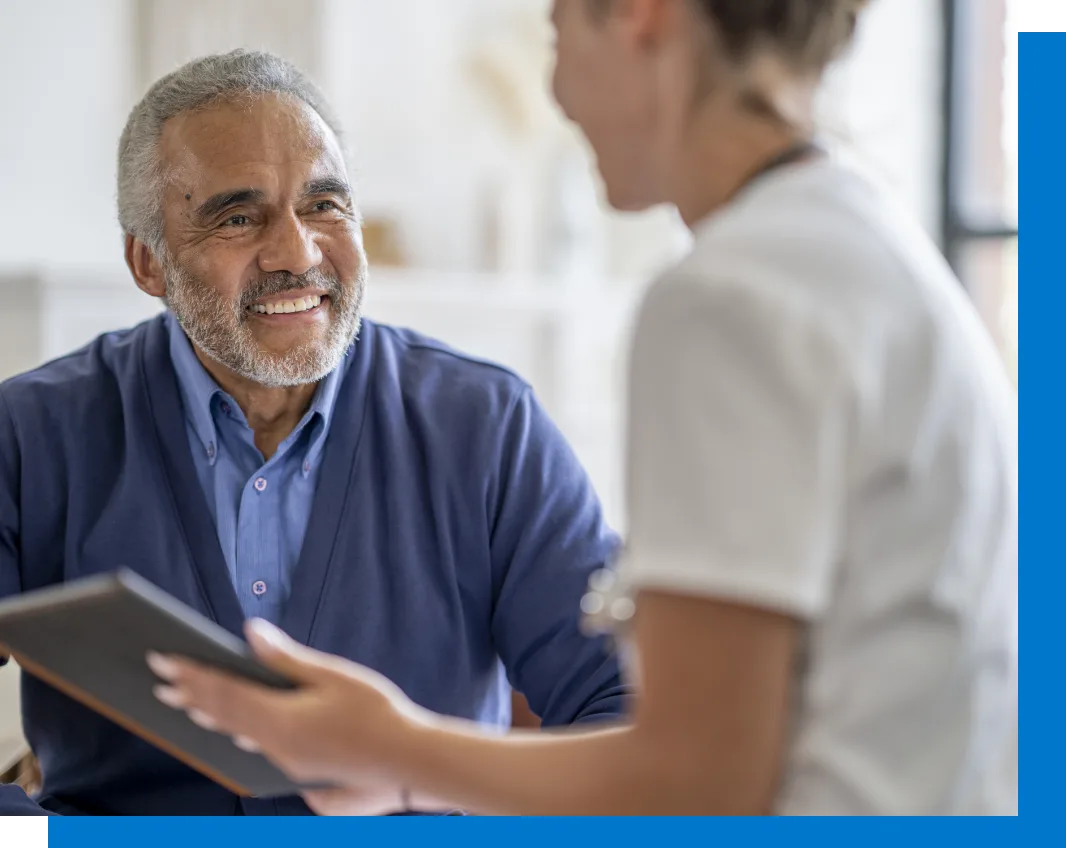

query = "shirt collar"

[165,311,349,471]
[300,345,347,473]
[167,312,226,463]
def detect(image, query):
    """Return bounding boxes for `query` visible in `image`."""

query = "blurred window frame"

[940,0,1018,271]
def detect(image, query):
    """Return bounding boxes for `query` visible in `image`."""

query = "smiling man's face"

[158,92,366,387]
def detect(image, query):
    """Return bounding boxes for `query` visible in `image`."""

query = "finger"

[147,652,282,742]
[246,619,412,701]
[302,787,349,815]
[302,786,399,817]
[244,619,337,684]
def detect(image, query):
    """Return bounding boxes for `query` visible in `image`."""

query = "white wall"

[0,0,135,270]
[823,0,945,238]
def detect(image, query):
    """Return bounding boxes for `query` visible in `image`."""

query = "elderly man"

[0,50,625,816]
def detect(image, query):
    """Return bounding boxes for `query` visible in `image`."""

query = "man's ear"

[125,234,167,298]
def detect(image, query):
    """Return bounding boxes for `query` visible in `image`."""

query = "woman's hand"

[301,785,409,816]
[147,619,420,790]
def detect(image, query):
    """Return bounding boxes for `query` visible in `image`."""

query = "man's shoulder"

[0,315,164,416]
[363,319,531,406]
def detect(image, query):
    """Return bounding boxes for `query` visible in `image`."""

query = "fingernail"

[147,652,180,681]
[188,709,218,731]
[154,684,186,709]
[234,735,260,753]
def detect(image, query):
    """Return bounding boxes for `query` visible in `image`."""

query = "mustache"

[238,269,344,310]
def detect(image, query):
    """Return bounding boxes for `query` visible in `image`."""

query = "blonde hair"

[686,0,871,129]
[688,0,869,73]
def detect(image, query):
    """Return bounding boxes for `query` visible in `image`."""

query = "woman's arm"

[152,590,798,816]
[390,591,797,816]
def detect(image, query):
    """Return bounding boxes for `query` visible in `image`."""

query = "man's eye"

[224,214,249,227]
[314,200,339,212]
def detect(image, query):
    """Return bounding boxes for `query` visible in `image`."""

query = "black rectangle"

[0,569,319,797]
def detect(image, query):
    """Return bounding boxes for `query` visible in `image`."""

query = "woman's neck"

[667,79,818,229]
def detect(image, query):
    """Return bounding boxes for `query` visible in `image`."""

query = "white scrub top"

[620,157,1018,815]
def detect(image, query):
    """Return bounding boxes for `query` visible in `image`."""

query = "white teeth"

[249,295,324,315]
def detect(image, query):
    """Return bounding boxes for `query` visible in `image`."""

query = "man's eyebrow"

[194,188,265,222]
[303,177,351,198]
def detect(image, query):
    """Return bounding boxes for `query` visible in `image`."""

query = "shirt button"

[303,460,311,474]
[206,443,216,459]
[254,477,268,492]
[220,401,232,415]
[252,580,267,597]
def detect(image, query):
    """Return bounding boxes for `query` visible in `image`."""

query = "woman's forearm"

[388,716,713,817]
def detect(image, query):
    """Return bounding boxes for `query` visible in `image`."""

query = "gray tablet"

[0,569,322,798]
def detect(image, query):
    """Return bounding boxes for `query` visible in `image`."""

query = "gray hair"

[117,49,346,255]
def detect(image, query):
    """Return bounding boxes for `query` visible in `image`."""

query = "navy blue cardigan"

[0,314,625,815]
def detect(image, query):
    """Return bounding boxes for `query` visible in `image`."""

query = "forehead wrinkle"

[164,93,332,164]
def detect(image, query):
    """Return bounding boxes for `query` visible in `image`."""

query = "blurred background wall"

[0,0,1018,779]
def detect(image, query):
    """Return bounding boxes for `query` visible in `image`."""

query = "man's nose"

[258,212,323,276]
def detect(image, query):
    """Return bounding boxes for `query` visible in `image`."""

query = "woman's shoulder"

[660,159,970,361]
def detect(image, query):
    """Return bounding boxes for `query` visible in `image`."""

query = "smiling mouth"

[247,294,328,316]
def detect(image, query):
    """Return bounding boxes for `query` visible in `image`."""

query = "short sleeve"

[620,275,851,619]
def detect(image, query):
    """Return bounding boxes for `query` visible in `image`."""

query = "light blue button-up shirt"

[166,312,349,623]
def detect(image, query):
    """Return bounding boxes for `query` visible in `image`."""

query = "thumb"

[244,618,330,684]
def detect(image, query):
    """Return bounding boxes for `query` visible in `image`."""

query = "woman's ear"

[125,234,167,298]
